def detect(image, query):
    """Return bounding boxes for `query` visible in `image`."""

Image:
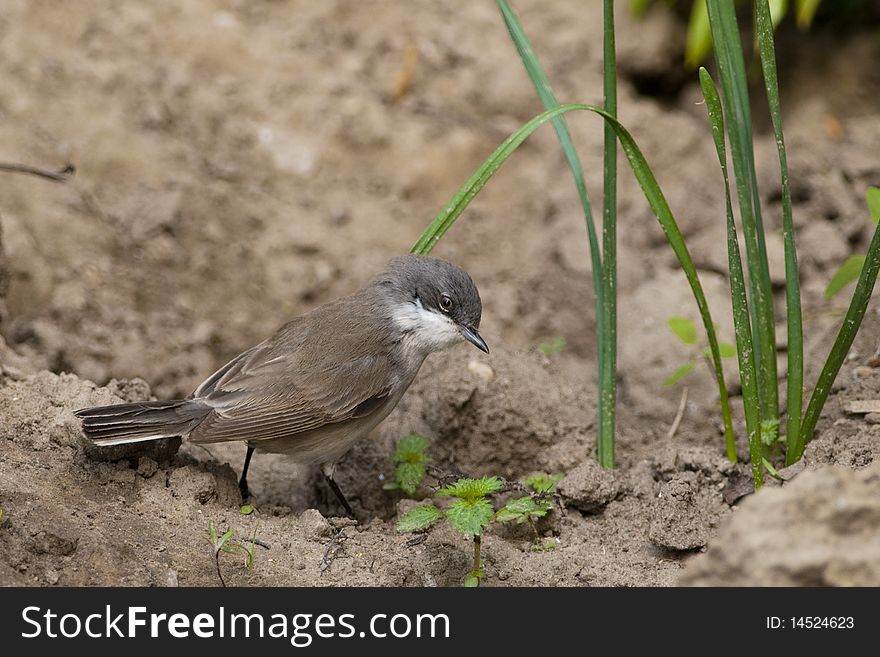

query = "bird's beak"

[461,326,489,354]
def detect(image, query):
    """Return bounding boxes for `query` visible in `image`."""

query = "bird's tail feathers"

[75,400,209,446]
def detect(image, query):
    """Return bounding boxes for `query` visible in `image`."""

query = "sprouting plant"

[663,317,737,386]
[495,473,561,550]
[523,472,563,494]
[207,520,259,587]
[398,475,504,587]
[398,473,562,584]
[383,433,431,496]
[825,188,880,299]
[537,337,567,356]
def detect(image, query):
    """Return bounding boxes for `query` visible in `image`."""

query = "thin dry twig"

[319,527,349,573]
[0,161,75,182]
[667,386,689,440]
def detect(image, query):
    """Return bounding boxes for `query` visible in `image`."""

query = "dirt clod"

[682,462,880,586]
[649,475,715,551]
[558,460,620,513]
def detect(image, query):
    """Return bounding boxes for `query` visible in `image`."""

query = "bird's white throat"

[391,297,463,357]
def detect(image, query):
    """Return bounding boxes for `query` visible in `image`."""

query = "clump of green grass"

[409,0,879,488]
[696,0,880,481]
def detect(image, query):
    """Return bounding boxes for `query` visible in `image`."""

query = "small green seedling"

[240,504,256,515]
[761,417,782,451]
[663,316,737,386]
[398,475,504,587]
[496,473,562,549]
[398,472,562,584]
[207,520,258,587]
[383,433,431,496]
[523,472,563,493]
[537,336,567,356]
[825,187,880,299]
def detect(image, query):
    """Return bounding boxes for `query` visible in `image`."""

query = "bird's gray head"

[374,254,488,355]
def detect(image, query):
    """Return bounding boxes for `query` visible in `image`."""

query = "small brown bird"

[75,255,488,515]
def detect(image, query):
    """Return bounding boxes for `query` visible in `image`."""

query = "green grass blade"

[699,70,752,465]
[599,0,619,470]
[411,104,594,255]
[795,0,822,29]
[594,107,732,452]
[706,0,778,426]
[700,67,755,473]
[792,220,880,463]
[410,104,731,462]
[756,0,803,467]
[495,0,603,298]
[768,0,790,26]
[495,0,610,467]
[685,0,712,68]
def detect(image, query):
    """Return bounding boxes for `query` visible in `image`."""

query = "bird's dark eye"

[439,294,453,312]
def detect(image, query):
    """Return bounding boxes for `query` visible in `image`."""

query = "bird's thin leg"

[322,462,354,518]
[239,446,255,500]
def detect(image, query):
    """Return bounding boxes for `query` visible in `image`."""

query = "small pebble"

[467,359,494,381]
[865,413,880,425]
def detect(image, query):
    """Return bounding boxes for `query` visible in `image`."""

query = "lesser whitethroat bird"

[75,254,488,516]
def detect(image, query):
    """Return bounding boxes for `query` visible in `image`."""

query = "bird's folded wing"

[186,338,394,445]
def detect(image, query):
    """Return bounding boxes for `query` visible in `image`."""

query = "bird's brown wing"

[187,294,396,445]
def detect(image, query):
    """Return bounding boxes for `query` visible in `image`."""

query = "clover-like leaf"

[825,255,866,300]
[446,499,494,537]
[523,472,563,494]
[537,336,566,356]
[718,342,737,358]
[396,462,425,496]
[397,504,443,533]
[668,316,698,345]
[496,496,553,524]
[701,342,737,359]
[438,476,504,502]
[663,361,696,386]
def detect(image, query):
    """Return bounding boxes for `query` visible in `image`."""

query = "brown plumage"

[75,255,487,514]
